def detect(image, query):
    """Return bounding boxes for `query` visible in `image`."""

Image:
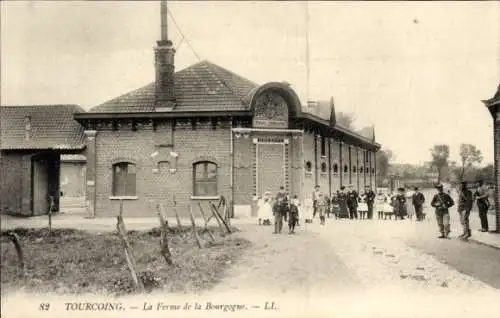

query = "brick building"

[73,2,381,218]
[482,84,500,233]
[0,105,86,216]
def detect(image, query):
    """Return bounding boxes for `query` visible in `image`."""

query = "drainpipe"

[300,129,305,205]
[230,118,234,218]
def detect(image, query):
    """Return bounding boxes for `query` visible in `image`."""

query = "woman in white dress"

[405,188,415,220]
[358,194,369,219]
[304,197,314,223]
[383,192,395,220]
[257,191,273,225]
[375,191,387,219]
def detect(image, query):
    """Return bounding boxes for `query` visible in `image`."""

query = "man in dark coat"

[364,186,376,220]
[411,187,426,221]
[273,186,289,234]
[347,185,359,219]
[430,183,455,239]
[394,187,408,220]
[474,179,490,232]
[458,181,473,240]
[337,187,349,218]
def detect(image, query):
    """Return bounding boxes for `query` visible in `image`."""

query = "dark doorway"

[31,152,60,215]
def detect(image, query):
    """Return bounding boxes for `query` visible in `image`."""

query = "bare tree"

[336,112,355,130]
[459,144,483,179]
[430,144,450,183]
[376,148,393,180]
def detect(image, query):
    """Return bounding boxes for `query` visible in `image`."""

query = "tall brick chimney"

[155,0,176,110]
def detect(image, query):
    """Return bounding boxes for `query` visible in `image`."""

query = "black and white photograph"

[1,1,499,317]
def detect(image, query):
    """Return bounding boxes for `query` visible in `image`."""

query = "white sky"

[1,1,499,165]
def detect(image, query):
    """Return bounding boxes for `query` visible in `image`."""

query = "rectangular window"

[193,161,218,196]
[112,162,136,196]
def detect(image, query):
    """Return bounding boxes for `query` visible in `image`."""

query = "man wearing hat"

[364,185,376,220]
[346,185,359,219]
[430,183,455,239]
[458,181,473,239]
[312,185,322,219]
[411,187,426,221]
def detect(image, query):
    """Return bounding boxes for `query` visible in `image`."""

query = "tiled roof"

[89,60,259,113]
[0,105,86,150]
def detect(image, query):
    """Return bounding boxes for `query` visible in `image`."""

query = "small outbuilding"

[0,105,86,216]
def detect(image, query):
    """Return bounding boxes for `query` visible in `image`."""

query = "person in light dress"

[257,191,273,225]
[304,197,314,223]
[384,192,396,220]
[405,188,415,220]
[358,193,369,220]
[375,191,387,219]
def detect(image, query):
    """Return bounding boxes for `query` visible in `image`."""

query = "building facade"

[73,3,380,218]
[482,84,500,233]
[0,105,86,216]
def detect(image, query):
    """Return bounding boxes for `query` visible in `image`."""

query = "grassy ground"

[0,225,250,296]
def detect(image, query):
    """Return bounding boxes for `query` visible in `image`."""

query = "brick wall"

[495,110,500,232]
[330,139,341,194]
[317,135,329,194]
[91,121,231,217]
[303,132,316,199]
[85,120,377,217]
[0,152,24,215]
[232,132,253,206]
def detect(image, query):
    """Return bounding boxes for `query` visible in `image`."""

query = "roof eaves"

[300,112,377,145]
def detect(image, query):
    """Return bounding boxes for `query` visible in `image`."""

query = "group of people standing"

[374,187,426,221]
[256,186,300,235]
[256,179,491,241]
[431,180,491,240]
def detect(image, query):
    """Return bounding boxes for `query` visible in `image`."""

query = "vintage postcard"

[1,1,499,317]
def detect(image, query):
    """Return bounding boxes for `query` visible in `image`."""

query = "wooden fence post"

[173,195,182,229]
[211,202,232,234]
[116,200,145,292]
[48,196,55,235]
[209,201,226,234]
[197,202,216,243]
[156,204,173,265]
[1,232,26,279]
[189,205,203,248]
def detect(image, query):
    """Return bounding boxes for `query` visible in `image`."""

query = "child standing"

[358,194,369,220]
[375,191,386,219]
[318,193,328,225]
[257,191,273,226]
[289,195,300,234]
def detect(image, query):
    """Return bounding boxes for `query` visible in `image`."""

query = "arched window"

[321,162,327,173]
[333,163,339,174]
[112,162,136,196]
[353,165,357,173]
[305,161,312,172]
[360,166,364,173]
[372,168,375,174]
[344,165,348,173]
[193,161,218,196]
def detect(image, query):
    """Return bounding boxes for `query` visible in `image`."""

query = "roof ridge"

[203,61,243,105]
[202,60,259,87]
[90,83,154,111]
[1,104,82,108]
